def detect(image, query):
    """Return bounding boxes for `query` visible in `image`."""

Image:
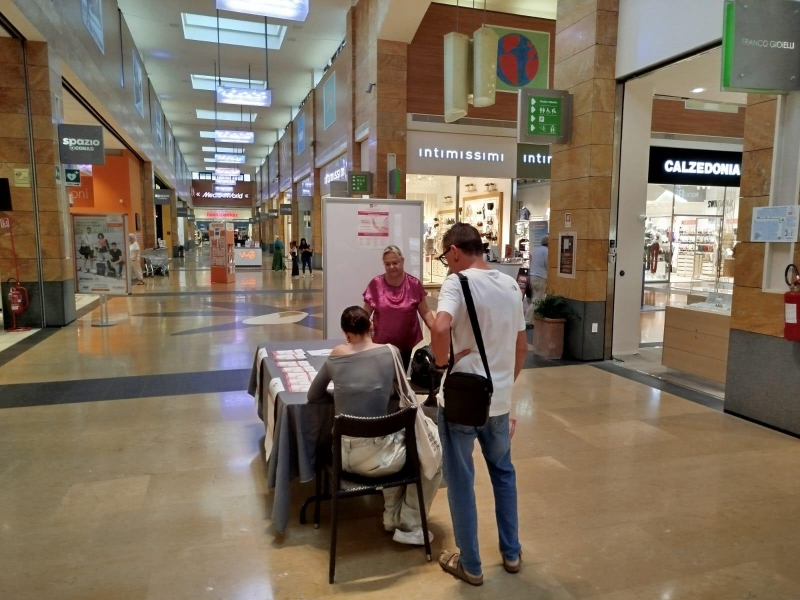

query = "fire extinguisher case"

[785,264,800,342]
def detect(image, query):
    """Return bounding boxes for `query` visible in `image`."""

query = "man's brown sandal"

[439,551,483,586]
[502,551,522,574]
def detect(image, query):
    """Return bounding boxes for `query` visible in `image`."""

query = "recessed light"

[690,87,706,93]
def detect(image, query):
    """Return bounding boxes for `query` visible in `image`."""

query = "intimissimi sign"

[648,146,743,187]
[407,130,516,178]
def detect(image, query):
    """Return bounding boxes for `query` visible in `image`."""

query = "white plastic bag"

[388,345,442,480]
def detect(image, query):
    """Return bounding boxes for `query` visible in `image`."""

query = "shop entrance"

[611,47,746,397]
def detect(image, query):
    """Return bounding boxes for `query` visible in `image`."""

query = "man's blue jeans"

[438,412,521,576]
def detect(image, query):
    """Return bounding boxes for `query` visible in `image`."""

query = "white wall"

[616,0,725,79]
[516,183,550,218]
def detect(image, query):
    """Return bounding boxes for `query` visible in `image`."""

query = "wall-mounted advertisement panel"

[279,129,293,192]
[73,214,130,294]
[132,49,145,118]
[489,25,550,92]
[81,0,105,54]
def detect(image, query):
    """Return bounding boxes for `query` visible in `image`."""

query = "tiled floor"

[1,248,798,598]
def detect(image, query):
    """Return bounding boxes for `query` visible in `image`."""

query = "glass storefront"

[408,175,512,285]
[644,183,739,310]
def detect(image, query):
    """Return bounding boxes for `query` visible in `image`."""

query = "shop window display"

[643,183,739,310]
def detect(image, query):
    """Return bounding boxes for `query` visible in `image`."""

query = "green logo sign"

[65,168,81,187]
[527,96,562,137]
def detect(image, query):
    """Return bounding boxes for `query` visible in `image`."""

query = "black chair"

[309,406,433,584]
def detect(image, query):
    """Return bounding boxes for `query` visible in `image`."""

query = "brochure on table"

[72,214,130,295]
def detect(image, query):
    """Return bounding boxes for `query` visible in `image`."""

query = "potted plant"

[531,295,578,360]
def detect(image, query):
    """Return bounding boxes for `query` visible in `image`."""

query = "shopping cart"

[142,248,170,276]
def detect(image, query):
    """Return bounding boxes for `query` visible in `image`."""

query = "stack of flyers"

[273,349,306,361]
[277,359,318,393]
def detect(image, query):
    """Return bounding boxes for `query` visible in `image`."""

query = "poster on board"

[558,232,577,279]
[73,214,130,295]
[323,72,336,130]
[296,113,306,155]
[132,50,145,118]
[81,0,105,54]
[357,209,390,248]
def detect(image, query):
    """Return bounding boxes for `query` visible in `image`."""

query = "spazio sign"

[648,146,743,188]
[58,124,105,165]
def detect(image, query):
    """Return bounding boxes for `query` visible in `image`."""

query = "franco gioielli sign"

[58,124,105,165]
[722,0,800,93]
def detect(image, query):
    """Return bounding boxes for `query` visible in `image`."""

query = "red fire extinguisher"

[6,278,30,332]
[785,264,800,342]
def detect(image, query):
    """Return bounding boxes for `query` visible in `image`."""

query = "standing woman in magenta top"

[363,245,435,370]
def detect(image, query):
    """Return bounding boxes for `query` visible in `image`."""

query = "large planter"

[532,316,566,360]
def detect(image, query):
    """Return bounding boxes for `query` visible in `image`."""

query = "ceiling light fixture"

[215,153,246,163]
[202,146,244,154]
[181,13,286,49]
[215,167,241,176]
[216,85,272,107]
[216,0,309,22]
[196,108,257,121]
[691,87,706,93]
[191,74,266,91]
[214,129,255,144]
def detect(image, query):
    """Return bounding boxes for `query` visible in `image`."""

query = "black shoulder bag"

[442,273,493,427]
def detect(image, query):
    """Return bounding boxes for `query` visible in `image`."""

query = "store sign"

[190,181,251,200]
[268,209,278,218]
[407,130,517,178]
[279,204,292,216]
[154,189,172,205]
[320,155,349,195]
[58,124,105,165]
[722,0,800,93]
[516,144,552,179]
[195,208,251,221]
[648,147,743,187]
[176,207,189,218]
[517,89,573,145]
[348,171,373,195]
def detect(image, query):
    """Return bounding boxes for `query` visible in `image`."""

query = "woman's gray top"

[307,345,398,417]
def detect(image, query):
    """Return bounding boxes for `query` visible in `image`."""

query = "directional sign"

[517,89,573,145]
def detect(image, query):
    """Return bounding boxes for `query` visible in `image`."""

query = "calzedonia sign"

[648,147,743,187]
[58,124,105,165]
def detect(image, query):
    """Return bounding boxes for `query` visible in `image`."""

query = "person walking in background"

[128,233,144,286]
[363,245,435,371]
[289,240,300,278]
[431,223,527,586]
[272,236,285,271]
[525,234,549,328]
[299,238,313,277]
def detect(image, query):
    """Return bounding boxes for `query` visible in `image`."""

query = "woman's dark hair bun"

[340,306,371,335]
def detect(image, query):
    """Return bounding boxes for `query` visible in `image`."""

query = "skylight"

[181,13,286,49]
[216,0,309,22]
[191,74,267,91]
[196,109,257,122]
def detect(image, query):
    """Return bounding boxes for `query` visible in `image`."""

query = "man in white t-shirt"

[431,223,528,586]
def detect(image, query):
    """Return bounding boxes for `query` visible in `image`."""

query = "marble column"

[549,0,618,360]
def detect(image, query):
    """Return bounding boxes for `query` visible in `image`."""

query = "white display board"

[72,214,130,295]
[323,198,424,339]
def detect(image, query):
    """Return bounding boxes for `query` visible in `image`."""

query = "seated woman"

[307,306,442,546]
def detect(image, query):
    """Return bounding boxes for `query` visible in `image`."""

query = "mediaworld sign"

[722,0,800,93]
[648,146,743,187]
[190,181,251,201]
[58,124,105,165]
